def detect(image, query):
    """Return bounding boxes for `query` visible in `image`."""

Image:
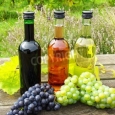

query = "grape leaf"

[0,56,20,95]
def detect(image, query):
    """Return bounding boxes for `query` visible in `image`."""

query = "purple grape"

[45,92,49,98]
[18,101,24,107]
[18,110,24,115]
[48,95,54,102]
[33,101,38,106]
[46,106,51,111]
[28,87,33,92]
[12,109,18,114]
[29,95,35,101]
[41,85,45,91]
[40,92,45,98]
[24,98,30,106]
[49,101,55,108]
[41,99,46,105]
[54,103,61,110]
[27,109,32,114]
[31,90,37,96]
[6,110,13,115]
[13,102,19,109]
[35,84,40,88]
[37,106,42,111]
[28,103,35,110]
[35,88,41,94]
[35,95,41,102]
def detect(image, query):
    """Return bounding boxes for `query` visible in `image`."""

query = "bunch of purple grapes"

[7,83,61,115]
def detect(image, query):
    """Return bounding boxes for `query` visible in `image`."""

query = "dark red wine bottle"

[18,11,41,95]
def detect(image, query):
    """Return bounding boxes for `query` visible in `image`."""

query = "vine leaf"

[0,56,20,95]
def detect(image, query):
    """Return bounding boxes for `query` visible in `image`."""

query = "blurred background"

[0,0,115,57]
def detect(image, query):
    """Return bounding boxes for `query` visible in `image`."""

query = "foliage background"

[0,0,115,57]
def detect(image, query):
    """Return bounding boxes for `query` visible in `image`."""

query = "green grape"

[111,94,115,100]
[99,103,106,109]
[83,78,89,84]
[94,83,101,89]
[90,96,95,102]
[87,82,93,86]
[57,97,63,103]
[81,97,86,103]
[98,89,103,94]
[64,78,71,85]
[61,102,68,106]
[104,85,109,92]
[90,74,96,81]
[68,98,74,104]
[78,79,83,87]
[87,100,94,106]
[99,86,105,92]
[80,90,86,96]
[66,92,73,98]
[63,96,68,104]
[70,87,76,93]
[109,88,115,93]
[95,96,100,103]
[64,85,70,92]
[75,90,80,95]
[55,91,61,97]
[99,93,106,99]
[93,90,98,96]
[100,98,107,103]
[60,90,66,96]
[107,97,112,104]
[111,101,115,108]
[60,85,65,90]
[68,82,75,88]
[84,94,90,101]
[85,85,92,93]
[104,91,110,97]
[81,84,86,90]
[73,100,77,104]
[72,93,79,100]
[71,75,78,84]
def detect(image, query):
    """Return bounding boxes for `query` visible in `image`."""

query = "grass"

[0,19,17,57]
[1,7,115,57]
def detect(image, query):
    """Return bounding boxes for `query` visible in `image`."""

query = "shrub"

[1,7,115,57]
[0,10,18,21]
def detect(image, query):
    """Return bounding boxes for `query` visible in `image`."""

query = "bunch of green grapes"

[55,75,80,106]
[78,72,115,109]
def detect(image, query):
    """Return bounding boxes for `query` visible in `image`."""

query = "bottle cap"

[82,10,93,19]
[23,11,35,19]
[54,10,65,19]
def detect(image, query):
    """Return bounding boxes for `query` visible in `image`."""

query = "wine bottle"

[48,10,70,91]
[18,11,41,95]
[74,10,96,76]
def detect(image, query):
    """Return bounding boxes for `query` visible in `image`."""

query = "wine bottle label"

[24,20,34,24]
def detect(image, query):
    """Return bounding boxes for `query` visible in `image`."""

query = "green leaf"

[0,56,20,95]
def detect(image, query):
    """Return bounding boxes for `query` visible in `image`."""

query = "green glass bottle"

[18,12,41,95]
[74,11,96,76]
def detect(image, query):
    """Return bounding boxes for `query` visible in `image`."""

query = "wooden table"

[0,54,115,115]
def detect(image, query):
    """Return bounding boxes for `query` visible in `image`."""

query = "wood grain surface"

[0,54,115,115]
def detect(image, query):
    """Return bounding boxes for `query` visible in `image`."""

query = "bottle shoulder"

[19,40,41,52]
[48,38,69,49]
[76,37,95,46]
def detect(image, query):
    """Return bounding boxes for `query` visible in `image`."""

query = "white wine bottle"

[74,11,96,76]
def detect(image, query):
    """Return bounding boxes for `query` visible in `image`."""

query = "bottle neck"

[81,18,91,38]
[54,18,64,39]
[24,19,34,41]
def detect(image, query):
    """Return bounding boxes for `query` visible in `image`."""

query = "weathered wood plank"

[96,54,115,65]
[1,55,115,115]
[1,102,115,115]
